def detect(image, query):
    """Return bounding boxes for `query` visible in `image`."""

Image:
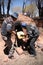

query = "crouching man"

[16,22,39,56]
[21,23,39,56]
[1,12,18,58]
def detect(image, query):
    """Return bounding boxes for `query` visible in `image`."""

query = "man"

[1,12,18,58]
[21,23,39,56]
[15,22,39,56]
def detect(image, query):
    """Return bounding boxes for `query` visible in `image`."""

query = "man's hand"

[12,31,16,35]
[2,36,7,41]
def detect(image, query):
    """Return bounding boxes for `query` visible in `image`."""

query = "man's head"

[11,12,18,21]
[21,22,29,42]
[21,22,27,28]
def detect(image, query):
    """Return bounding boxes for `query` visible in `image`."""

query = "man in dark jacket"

[1,12,18,58]
[21,23,39,56]
[13,22,39,56]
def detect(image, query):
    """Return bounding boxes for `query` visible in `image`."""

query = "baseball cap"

[21,22,27,27]
[6,24,12,31]
[12,12,18,18]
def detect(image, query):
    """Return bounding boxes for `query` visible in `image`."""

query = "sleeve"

[1,20,7,36]
[26,25,33,37]
[34,26,39,37]
[26,24,39,38]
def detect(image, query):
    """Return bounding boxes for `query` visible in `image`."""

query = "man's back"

[26,24,39,37]
[1,16,13,36]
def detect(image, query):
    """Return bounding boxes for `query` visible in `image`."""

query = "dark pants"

[17,36,39,56]
[6,32,16,58]
[3,32,12,55]
[5,32,12,49]
[27,36,39,56]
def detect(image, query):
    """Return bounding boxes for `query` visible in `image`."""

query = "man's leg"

[8,43,15,58]
[6,33,14,58]
[29,36,38,56]
[8,34,17,58]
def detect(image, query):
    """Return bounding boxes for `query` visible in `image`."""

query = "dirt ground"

[0,28,43,65]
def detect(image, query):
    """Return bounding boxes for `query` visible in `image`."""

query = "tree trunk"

[38,0,41,17]
[7,0,11,16]
[22,0,25,14]
[3,0,5,15]
[0,1,1,15]
[2,0,5,15]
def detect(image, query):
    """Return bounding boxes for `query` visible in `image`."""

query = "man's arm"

[1,20,7,36]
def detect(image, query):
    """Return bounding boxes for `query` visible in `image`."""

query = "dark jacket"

[1,17,13,36]
[26,24,39,38]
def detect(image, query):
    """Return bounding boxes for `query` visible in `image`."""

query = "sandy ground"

[0,28,43,65]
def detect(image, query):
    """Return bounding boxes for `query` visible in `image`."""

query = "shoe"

[30,53,36,57]
[8,54,14,59]
[30,54,35,57]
